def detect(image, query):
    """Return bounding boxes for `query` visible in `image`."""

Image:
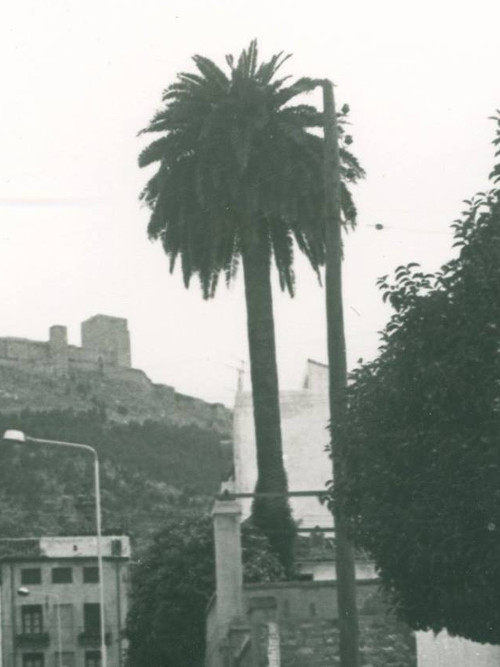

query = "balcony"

[78,629,112,646]
[16,631,50,648]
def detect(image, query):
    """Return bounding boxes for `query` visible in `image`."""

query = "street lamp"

[3,430,107,667]
[18,587,62,667]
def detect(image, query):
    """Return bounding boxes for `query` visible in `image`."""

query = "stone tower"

[81,315,131,368]
[49,324,69,374]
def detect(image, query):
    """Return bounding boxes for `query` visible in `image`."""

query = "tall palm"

[139,41,364,569]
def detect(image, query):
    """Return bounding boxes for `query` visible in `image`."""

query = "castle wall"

[0,316,232,433]
[0,338,50,364]
[0,339,114,374]
[0,315,230,437]
[67,344,102,369]
[0,316,132,375]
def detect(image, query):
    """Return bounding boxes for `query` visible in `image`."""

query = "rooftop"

[0,535,130,561]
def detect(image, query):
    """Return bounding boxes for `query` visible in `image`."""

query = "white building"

[0,535,130,667]
[232,359,376,581]
[417,630,500,667]
[233,359,332,529]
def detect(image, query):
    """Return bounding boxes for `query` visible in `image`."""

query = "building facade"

[233,359,332,529]
[0,536,130,667]
[232,359,377,581]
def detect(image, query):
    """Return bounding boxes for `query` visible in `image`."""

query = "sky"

[0,0,499,406]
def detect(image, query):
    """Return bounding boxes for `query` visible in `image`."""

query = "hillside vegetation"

[0,409,231,551]
[0,363,231,433]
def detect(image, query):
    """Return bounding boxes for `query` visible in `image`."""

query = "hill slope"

[0,409,232,551]
[0,363,231,433]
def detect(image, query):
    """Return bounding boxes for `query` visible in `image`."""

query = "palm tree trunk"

[241,228,295,572]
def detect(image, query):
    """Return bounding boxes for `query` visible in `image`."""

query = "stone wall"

[207,581,416,667]
[81,314,131,368]
[0,315,131,374]
[245,582,416,667]
[207,498,414,667]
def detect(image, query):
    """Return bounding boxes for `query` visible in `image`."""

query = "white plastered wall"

[233,360,332,528]
[417,630,500,667]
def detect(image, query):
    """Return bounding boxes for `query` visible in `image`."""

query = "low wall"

[207,580,417,667]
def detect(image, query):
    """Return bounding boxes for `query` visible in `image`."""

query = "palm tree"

[138,41,364,569]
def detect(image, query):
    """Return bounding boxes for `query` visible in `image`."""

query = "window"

[84,651,101,667]
[111,539,122,556]
[21,569,41,585]
[83,604,101,634]
[22,605,43,635]
[55,604,74,642]
[283,599,291,617]
[54,652,75,667]
[22,654,44,667]
[83,567,99,584]
[52,567,72,584]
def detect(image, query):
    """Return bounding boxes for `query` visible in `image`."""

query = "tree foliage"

[331,112,500,644]
[125,514,284,667]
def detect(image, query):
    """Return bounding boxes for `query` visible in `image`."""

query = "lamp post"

[18,587,62,667]
[3,430,107,667]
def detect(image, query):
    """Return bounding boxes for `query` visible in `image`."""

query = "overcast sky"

[1,0,499,406]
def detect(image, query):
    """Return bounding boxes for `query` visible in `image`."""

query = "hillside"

[0,409,232,552]
[0,318,233,550]
[0,364,231,433]
[0,315,232,433]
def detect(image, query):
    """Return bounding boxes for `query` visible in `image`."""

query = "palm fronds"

[139,41,364,298]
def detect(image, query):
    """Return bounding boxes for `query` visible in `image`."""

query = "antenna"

[237,359,245,392]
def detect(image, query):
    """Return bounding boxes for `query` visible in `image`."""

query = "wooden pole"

[322,79,360,667]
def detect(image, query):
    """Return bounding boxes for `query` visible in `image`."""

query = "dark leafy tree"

[139,40,364,570]
[124,514,284,667]
[329,112,500,643]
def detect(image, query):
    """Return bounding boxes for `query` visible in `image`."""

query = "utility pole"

[322,79,360,667]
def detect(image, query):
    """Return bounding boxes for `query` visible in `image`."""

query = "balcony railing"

[78,629,112,646]
[16,631,50,648]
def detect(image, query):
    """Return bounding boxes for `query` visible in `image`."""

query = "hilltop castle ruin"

[0,315,131,375]
[0,315,231,432]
